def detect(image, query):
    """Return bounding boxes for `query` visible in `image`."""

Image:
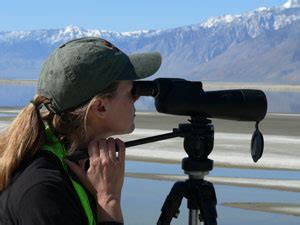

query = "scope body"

[132,78,267,121]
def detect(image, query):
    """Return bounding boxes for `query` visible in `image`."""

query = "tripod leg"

[188,180,217,225]
[157,182,186,225]
[189,210,200,225]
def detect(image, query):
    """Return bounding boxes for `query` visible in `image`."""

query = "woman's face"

[86,80,139,140]
[105,80,139,135]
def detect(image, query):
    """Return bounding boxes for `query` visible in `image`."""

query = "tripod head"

[175,117,214,173]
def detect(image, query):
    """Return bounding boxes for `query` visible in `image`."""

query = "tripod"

[157,117,217,225]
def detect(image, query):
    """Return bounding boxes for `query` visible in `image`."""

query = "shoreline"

[223,202,300,217]
[125,172,300,193]
[126,155,300,171]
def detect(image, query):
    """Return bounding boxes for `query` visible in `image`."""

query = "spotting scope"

[132,78,267,121]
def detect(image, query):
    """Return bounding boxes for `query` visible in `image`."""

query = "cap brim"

[118,52,162,80]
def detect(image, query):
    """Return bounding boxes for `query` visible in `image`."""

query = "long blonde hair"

[0,82,118,191]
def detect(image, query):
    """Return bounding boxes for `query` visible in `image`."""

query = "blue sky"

[0,0,287,32]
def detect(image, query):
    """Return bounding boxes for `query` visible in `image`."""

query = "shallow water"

[123,161,300,224]
[0,83,35,107]
[0,113,16,118]
[122,176,300,225]
[126,160,300,180]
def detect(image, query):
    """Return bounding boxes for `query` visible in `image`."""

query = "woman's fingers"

[107,138,118,164]
[115,138,125,163]
[88,140,100,158]
[98,139,109,157]
[90,138,124,165]
[88,140,101,169]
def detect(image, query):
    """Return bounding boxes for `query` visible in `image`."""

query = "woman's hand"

[64,138,125,222]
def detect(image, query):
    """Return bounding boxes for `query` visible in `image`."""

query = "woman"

[0,37,162,225]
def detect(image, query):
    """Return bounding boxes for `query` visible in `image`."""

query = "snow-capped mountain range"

[0,0,300,84]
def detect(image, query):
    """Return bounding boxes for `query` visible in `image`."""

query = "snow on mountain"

[0,0,299,44]
[282,0,300,8]
[0,25,160,45]
[199,1,300,37]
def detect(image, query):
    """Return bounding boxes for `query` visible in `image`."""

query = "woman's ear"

[89,98,108,119]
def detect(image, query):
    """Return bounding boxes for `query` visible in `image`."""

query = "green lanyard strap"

[42,126,96,225]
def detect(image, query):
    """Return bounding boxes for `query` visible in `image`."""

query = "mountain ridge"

[0,0,299,84]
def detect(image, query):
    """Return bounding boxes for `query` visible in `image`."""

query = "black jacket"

[0,151,95,225]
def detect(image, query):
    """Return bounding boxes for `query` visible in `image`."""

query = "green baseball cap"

[37,37,162,113]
